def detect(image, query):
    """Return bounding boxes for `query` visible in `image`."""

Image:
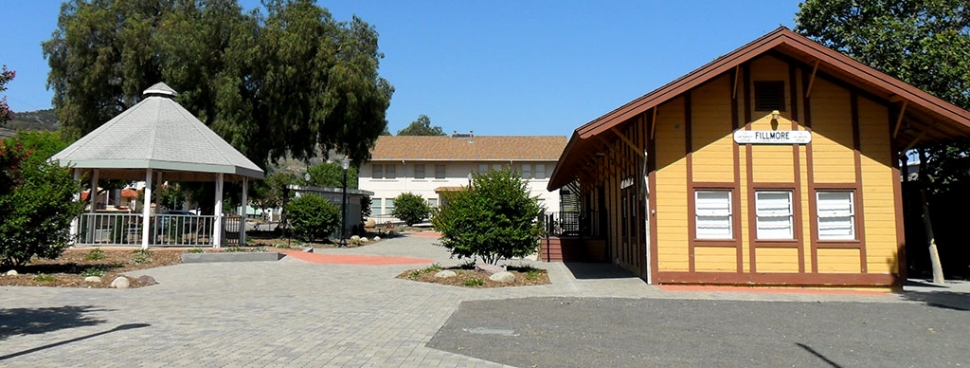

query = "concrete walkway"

[1,235,966,367]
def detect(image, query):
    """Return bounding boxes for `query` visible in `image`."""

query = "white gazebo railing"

[74,213,244,247]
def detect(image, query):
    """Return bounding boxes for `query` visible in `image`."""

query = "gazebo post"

[69,169,81,245]
[141,169,153,250]
[213,173,224,248]
[87,169,99,244]
[239,177,248,246]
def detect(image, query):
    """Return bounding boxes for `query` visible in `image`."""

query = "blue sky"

[0,1,803,137]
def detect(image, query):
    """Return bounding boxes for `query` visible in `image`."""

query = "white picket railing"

[75,213,243,247]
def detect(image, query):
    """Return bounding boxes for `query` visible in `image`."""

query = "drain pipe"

[641,150,652,284]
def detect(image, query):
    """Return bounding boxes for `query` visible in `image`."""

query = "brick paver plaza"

[1,235,966,367]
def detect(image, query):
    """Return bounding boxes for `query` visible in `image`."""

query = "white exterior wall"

[360,160,561,222]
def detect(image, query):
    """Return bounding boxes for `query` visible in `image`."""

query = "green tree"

[397,115,445,136]
[0,65,14,124]
[285,194,339,242]
[43,0,393,168]
[796,0,970,284]
[250,171,299,213]
[431,168,544,264]
[0,135,85,269]
[391,192,430,226]
[307,162,358,189]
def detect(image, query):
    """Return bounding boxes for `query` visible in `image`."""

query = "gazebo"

[51,82,264,249]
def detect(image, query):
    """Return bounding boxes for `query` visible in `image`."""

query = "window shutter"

[695,190,732,239]
[817,191,854,240]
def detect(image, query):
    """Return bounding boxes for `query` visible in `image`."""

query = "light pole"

[339,156,350,247]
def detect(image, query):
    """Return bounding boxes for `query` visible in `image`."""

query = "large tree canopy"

[43,0,393,168]
[397,114,445,136]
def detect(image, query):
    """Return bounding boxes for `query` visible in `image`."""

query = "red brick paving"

[282,250,433,265]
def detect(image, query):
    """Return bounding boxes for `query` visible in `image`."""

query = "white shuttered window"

[817,191,855,240]
[695,190,732,239]
[755,190,793,239]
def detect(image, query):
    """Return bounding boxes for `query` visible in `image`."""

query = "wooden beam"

[892,100,909,139]
[805,60,820,98]
[650,107,658,140]
[611,127,645,158]
[905,129,929,150]
[732,65,740,99]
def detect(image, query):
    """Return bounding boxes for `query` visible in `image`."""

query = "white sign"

[733,130,811,144]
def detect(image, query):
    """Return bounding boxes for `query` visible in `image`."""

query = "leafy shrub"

[431,168,544,264]
[130,249,153,264]
[285,195,340,242]
[81,267,106,277]
[0,134,86,269]
[85,248,106,261]
[391,192,430,226]
[463,277,484,287]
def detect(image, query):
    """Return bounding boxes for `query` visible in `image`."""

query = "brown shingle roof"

[370,136,567,162]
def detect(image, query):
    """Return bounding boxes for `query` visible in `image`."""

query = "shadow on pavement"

[796,343,844,368]
[0,305,109,340]
[897,291,970,311]
[0,323,150,361]
[563,262,640,280]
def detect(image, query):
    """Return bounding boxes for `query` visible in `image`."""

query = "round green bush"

[285,195,340,242]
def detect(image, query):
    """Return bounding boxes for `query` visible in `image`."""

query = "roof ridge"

[145,98,160,162]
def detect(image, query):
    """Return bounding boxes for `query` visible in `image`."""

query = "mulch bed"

[397,265,550,288]
[0,248,184,288]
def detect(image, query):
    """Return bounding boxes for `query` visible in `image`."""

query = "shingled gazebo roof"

[51,82,263,181]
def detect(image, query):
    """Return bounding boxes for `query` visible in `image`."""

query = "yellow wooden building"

[546,28,970,287]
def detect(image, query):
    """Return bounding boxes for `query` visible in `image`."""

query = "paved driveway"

[1,235,967,367]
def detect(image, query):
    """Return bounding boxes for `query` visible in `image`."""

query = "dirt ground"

[397,264,550,288]
[0,248,184,288]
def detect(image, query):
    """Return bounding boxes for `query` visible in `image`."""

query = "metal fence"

[75,213,236,247]
[545,211,601,238]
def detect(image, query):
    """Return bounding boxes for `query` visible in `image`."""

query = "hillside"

[1,108,59,138]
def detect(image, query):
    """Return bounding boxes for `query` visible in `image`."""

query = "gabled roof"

[369,135,567,162]
[52,82,264,181]
[549,27,970,190]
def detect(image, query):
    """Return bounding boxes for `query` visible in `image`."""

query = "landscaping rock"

[489,271,516,283]
[4,270,17,276]
[350,235,361,241]
[110,276,130,289]
[476,263,506,276]
[365,218,376,228]
[434,270,458,278]
[136,275,157,285]
[373,236,381,241]
[83,276,102,283]
[360,237,369,243]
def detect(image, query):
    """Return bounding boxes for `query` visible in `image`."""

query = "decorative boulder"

[350,235,361,241]
[434,270,458,278]
[365,218,376,228]
[110,276,130,289]
[489,271,516,283]
[360,237,369,243]
[373,236,381,241]
[4,270,17,276]
[136,275,157,285]
[84,276,102,283]
[476,263,506,276]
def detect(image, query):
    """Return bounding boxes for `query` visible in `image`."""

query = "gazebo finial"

[143,82,178,98]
